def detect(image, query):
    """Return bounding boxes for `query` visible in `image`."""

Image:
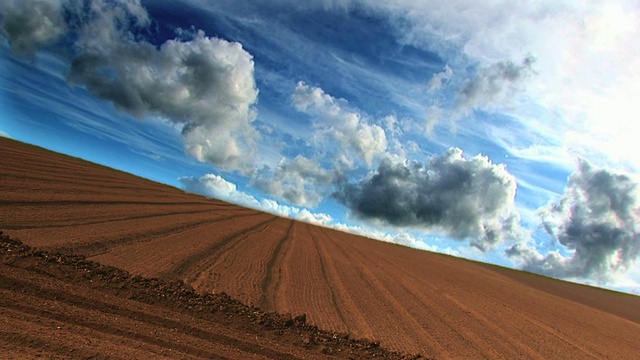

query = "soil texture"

[1,137,639,359]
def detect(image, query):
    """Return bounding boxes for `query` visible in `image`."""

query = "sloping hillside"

[2,137,639,359]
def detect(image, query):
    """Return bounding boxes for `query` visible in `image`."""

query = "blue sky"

[1,0,640,294]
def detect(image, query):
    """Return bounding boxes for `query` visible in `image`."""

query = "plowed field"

[2,137,640,359]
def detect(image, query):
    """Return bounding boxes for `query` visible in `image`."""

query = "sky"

[1,0,639,294]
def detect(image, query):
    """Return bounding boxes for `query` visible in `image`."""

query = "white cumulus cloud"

[293,81,387,168]
[251,155,335,207]
[1,0,259,171]
[179,173,335,226]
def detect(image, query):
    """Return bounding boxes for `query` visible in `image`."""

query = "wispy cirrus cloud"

[427,65,453,93]
[368,0,640,171]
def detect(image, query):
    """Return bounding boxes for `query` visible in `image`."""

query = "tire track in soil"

[443,294,568,360]
[259,220,295,311]
[336,235,490,358]
[0,273,302,360]
[305,224,349,332]
[1,172,182,195]
[0,155,123,174]
[333,230,533,358]
[342,238,551,359]
[417,263,596,358]
[1,302,231,360]
[0,157,181,194]
[483,295,604,359]
[168,215,279,280]
[0,330,120,360]
[2,207,240,230]
[334,236,498,358]
[308,226,374,339]
[187,217,288,300]
[321,229,448,356]
[63,212,264,257]
[344,238,528,359]
[0,200,229,207]
[0,309,189,360]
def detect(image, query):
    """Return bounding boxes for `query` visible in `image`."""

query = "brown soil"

[1,137,639,359]
[0,232,413,359]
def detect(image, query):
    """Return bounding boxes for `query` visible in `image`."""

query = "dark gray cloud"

[0,0,258,171]
[0,0,67,56]
[456,56,535,113]
[335,148,520,249]
[508,160,640,280]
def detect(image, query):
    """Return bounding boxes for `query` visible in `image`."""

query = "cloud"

[291,208,333,226]
[179,174,258,207]
[331,221,424,248]
[335,147,521,250]
[0,130,12,138]
[0,0,67,56]
[1,0,259,171]
[178,174,441,246]
[427,65,453,93]
[251,155,335,207]
[292,81,387,168]
[456,56,535,114]
[425,56,536,132]
[179,173,334,226]
[508,160,640,280]
[363,0,640,170]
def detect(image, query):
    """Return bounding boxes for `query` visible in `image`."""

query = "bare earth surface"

[1,137,639,359]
